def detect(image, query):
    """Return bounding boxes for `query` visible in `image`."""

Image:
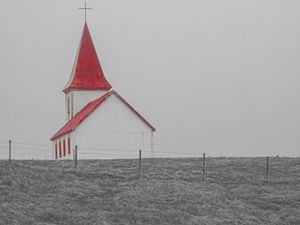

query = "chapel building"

[51,22,155,159]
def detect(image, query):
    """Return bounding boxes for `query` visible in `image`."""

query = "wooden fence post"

[139,149,142,178]
[9,140,11,162]
[74,145,78,171]
[202,153,205,181]
[266,156,269,181]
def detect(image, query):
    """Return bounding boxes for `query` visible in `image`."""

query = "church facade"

[51,23,155,159]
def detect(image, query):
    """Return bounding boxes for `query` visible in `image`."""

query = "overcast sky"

[0,0,299,157]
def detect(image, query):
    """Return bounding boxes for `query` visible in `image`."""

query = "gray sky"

[0,0,299,157]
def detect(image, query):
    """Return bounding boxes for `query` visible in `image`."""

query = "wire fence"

[0,139,297,160]
[0,139,206,160]
[0,140,52,160]
[1,139,299,184]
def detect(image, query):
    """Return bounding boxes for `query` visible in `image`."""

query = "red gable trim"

[63,22,111,93]
[113,92,156,132]
[50,90,155,141]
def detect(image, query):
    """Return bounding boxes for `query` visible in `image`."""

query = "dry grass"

[0,157,299,225]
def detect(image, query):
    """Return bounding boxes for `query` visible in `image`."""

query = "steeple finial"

[79,1,92,23]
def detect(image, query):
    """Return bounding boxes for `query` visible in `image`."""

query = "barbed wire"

[12,146,52,152]
[0,140,53,160]
[78,152,136,157]
[13,142,51,147]
[0,151,52,157]
[0,148,202,158]
[151,150,200,156]
[2,140,296,160]
[0,139,206,158]
[79,146,202,156]
[79,147,138,153]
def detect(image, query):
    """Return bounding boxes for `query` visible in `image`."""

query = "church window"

[55,143,58,159]
[68,137,71,155]
[59,141,62,158]
[67,97,70,120]
[71,93,74,117]
[63,139,66,156]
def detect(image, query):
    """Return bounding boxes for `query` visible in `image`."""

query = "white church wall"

[65,90,109,121]
[74,94,154,159]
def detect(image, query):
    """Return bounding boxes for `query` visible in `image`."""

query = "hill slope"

[0,157,299,225]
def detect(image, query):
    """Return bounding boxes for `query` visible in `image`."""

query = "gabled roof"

[51,90,155,140]
[63,22,112,93]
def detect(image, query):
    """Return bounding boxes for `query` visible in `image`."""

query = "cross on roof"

[79,1,92,23]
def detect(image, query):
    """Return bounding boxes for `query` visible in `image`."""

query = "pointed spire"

[64,23,112,92]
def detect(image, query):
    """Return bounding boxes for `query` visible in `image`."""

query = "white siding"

[75,94,154,159]
[55,92,155,160]
[65,90,109,121]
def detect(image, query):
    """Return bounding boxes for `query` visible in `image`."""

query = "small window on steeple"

[67,98,70,114]
[71,92,74,117]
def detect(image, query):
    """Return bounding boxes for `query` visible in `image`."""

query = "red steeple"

[64,23,112,92]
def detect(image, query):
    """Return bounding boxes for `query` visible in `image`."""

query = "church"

[50,22,155,159]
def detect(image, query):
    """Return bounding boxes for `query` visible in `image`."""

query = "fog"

[0,0,299,157]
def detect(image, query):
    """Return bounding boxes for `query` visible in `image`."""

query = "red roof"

[51,91,155,140]
[63,23,111,92]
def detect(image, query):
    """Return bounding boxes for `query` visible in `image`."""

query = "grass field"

[0,157,299,225]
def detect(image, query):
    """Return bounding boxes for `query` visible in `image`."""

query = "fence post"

[74,145,78,171]
[9,140,11,161]
[266,156,269,181]
[202,153,205,181]
[139,149,142,178]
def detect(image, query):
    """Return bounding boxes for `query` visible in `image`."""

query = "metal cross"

[79,2,92,23]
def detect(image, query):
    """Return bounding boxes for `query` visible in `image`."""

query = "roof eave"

[63,86,112,93]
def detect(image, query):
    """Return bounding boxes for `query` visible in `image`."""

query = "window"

[63,139,66,156]
[71,92,74,117]
[59,141,62,158]
[67,98,70,113]
[68,137,71,155]
[55,143,58,159]
[67,97,70,120]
